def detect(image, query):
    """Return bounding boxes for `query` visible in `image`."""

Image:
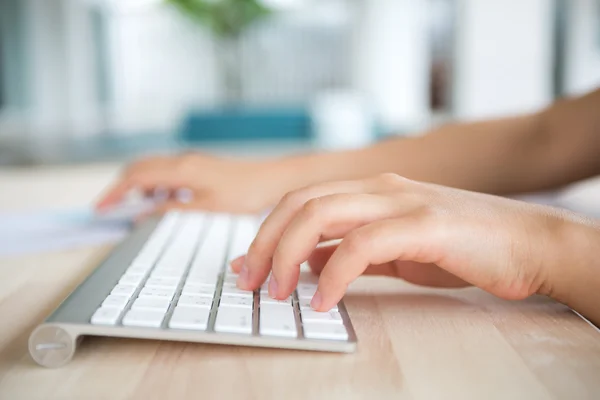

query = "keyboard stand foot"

[29,324,77,368]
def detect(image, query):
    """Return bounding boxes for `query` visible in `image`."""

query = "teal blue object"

[179,107,312,142]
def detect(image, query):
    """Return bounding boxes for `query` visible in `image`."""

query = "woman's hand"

[231,173,588,314]
[95,153,289,214]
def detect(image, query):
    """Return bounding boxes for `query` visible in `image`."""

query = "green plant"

[165,0,271,39]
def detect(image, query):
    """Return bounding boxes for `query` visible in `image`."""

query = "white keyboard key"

[187,270,220,283]
[151,269,184,279]
[214,306,253,334]
[227,216,258,259]
[296,284,318,299]
[118,273,145,286]
[219,294,253,308]
[131,297,171,311]
[110,284,137,297]
[129,213,179,268]
[221,286,254,298]
[138,287,175,299]
[177,294,214,308]
[181,285,216,297]
[153,215,205,273]
[303,323,348,341]
[259,284,269,294]
[168,307,210,330]
[297,271,319,285]
[298,297,338,312]
[91,307,121,325]
[301,310,343,324]
[130,258,155,267]
[154,264,187,272]
[221,281,239,289]
[260,293,291,305]
[122,309,166,328]
[259,304,297,338]
[126,264,152,275]
[184,281,217,290]
[223,275,239,285]
[144,277,181,288]
[101,295,130,309]
[190,214,231,273]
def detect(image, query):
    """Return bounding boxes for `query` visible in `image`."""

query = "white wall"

[24,0,70,135]
[63,0,102,136]
[9,0,595,140]
[102,2,219,134]
[351,0,432,133]
[563,0,600,96]
[452,0,554,120]
[15,0,102,137]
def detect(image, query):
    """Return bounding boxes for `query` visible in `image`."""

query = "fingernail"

[230,256,244,271]
[175,188,194,204]
[268,276,278,299]
[237,264,249,288]
[311,291,322,310]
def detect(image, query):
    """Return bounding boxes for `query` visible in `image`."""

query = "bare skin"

[96,88,600,326]
[96,89,600,213]
[231,174,600,328]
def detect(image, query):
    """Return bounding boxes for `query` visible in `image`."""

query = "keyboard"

[29,211,357,368]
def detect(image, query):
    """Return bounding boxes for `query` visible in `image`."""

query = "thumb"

[307,244,400,278]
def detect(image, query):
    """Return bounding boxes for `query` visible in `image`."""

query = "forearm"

[328,115,549,195]
[273,114,542,195]
[275,89,600,195]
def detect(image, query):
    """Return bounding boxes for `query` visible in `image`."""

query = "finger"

[312,215,441,311]
[243,176,406,291]
[96,160,156,210]
[266,193,403,299]
[96,179,135,210]
[96,170,192,211]
[230,256,245,273]
[307,245,397,277]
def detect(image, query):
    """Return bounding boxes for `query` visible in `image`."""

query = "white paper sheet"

[0,202,153,257]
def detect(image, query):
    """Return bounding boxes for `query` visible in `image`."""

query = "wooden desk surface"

[1,164,600,400]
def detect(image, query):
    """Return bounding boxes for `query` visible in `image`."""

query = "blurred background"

[1,0,599,166]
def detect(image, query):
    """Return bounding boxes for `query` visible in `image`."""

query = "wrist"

[267,150,358,193]
[540,210,600,324]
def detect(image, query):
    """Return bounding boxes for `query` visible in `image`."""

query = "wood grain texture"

[0,164,599,400]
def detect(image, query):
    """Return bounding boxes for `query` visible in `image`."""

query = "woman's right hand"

[95,153,290,215]
[233,174,600,328]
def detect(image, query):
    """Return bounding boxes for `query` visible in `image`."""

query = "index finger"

[95,179,134,210]
[239,177,394,291]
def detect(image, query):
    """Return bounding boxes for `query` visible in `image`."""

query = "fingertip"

[95,194,116,210]
[236,263,252,290]
[310,290,322,310]
[230,256,245,273]
[96,182,130,210]
[311,293,339,313]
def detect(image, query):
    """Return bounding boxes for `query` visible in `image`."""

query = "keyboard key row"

[93,294,349,340]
